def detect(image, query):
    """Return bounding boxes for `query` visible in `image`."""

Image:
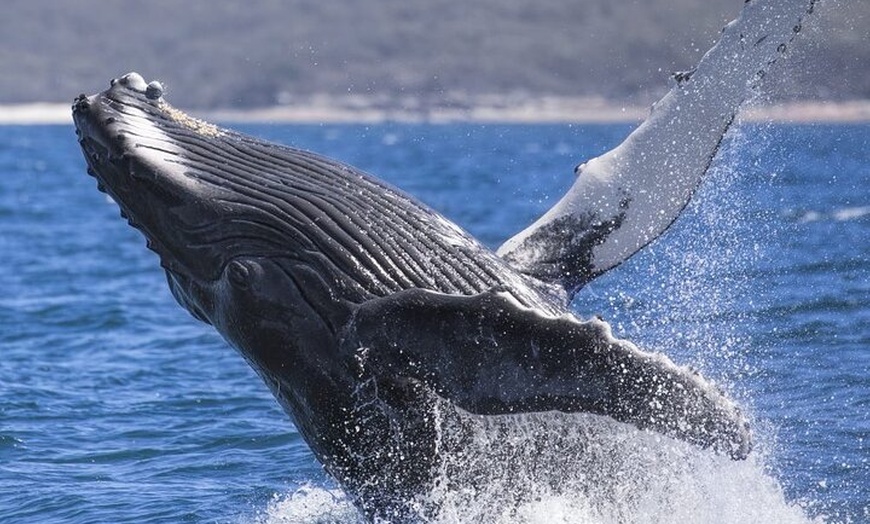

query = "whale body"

[72,0,815,520]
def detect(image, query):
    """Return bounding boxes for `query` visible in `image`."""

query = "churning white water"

[257,411,818,523]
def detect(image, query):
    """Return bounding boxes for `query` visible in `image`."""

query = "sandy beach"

[2,97,869,125]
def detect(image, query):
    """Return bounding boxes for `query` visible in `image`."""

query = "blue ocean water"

[0,121,867,523]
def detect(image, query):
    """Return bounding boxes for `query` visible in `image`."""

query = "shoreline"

[2,98,869,125]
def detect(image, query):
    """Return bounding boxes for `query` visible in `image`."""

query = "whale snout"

[72,73,226,281]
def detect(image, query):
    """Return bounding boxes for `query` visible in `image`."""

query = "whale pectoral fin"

[497,0,817,297]
[345,288,751,459]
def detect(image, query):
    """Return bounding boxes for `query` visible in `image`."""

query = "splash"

[257,411,820,523]
[255,484,362,524]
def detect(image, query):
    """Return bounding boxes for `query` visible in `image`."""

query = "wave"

[787,206,870,224]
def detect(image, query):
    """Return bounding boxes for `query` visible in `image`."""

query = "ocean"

[0,121,867,523]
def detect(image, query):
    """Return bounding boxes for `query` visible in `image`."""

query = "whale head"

[73,73,359,331]
[71,73,387,459]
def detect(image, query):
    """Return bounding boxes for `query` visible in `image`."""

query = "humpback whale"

[72,0,814,520]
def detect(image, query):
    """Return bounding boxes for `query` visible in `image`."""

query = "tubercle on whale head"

[115,72,224,139]
[77,72,222,139]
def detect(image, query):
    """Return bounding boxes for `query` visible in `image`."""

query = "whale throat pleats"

[125,110,535,302]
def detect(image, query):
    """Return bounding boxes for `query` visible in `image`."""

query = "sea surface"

[0,121,867,523]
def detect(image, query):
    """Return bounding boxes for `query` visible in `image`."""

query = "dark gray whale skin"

[73,74,750,521]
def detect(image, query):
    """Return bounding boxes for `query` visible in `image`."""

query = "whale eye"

[227,260,251,289]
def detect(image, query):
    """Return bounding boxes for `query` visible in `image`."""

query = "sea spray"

[260,410,818,523]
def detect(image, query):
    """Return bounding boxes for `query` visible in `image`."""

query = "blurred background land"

[0,0,867,122]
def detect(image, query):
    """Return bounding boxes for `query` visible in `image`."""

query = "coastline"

[2,97,869,125]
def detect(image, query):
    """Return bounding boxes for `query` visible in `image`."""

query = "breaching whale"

[73,0,814,520]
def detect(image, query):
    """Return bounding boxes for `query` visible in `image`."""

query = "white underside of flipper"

[497,0,818,295]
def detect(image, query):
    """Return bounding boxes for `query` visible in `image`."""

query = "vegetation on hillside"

[1,0,867,108]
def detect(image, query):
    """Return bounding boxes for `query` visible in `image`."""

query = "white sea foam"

[255,485,362,524]
[255,412,821,524]
[832,206,870,221]
[794,206,870,223]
